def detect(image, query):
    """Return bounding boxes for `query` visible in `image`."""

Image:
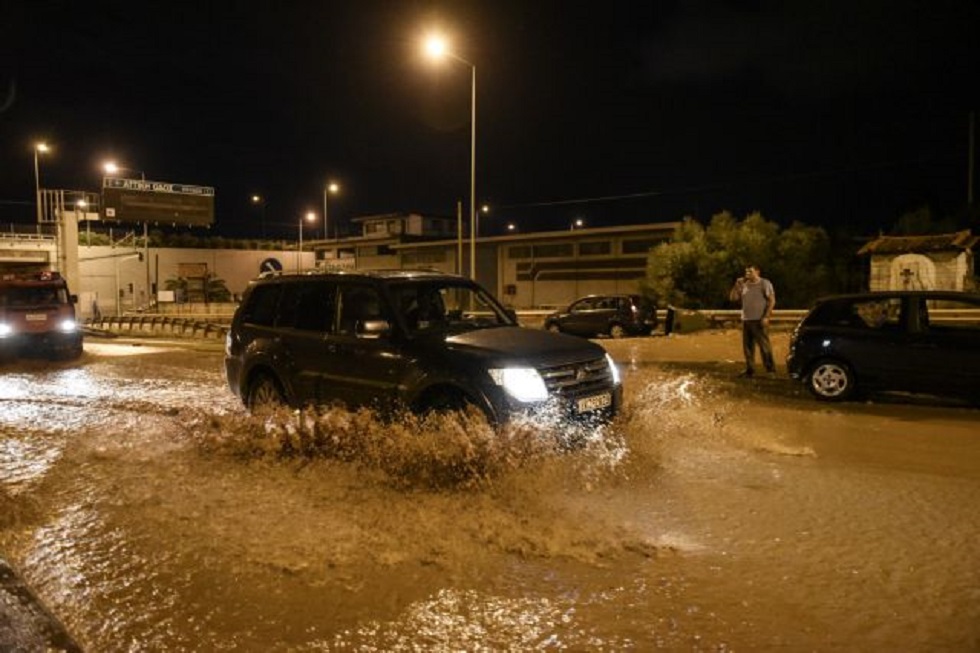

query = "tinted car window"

[337,284,385,336]
[809,298,901,329]
[242,284,280,326]
[570,298,594,313]
[850,298,902,329]
[279,281,337,332]
[924,297,980,330]
[390,281,512,335]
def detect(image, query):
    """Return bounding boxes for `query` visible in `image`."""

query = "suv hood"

[444,326,606,366]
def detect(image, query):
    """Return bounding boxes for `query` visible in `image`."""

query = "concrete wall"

[77,245,314,317]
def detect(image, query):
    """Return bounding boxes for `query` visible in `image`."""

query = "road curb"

[0,558,82,652]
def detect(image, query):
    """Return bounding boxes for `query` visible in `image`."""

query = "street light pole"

[251,195,266,238]
[33,142,49,224]
[424,35,477,280]
[468,62,476,281]
[323,182,339,240]
[298,211,316,272]
[103,161,150,308]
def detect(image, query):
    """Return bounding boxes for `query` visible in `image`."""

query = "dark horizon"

[3,1,979,240]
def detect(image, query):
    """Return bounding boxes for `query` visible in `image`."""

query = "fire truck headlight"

[58,319,79,333]
[0,323,12,338]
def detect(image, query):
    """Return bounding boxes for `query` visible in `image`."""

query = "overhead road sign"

[102,177,215,226]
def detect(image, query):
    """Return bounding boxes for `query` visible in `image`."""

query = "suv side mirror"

[358,319,391,339]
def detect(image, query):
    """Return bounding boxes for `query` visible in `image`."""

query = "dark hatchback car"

[225,270,622,425]
[543,294,657,338]
[786,291,980,402]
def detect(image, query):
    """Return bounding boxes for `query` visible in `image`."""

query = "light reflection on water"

[1,343,979,650]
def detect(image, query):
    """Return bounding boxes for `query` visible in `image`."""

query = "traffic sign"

[102,177,215,226]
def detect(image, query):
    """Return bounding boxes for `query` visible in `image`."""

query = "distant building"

[312,213,680,308]
[314,212,457,271]
[857,230,978,291]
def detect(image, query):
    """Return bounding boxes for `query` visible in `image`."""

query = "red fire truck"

[0,271,83,360]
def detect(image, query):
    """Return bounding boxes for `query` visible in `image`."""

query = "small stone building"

[857,230,978,291]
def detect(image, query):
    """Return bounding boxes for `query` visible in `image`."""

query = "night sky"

[3,0,979,239]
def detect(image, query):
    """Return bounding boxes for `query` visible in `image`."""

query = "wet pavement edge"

[0,558,82,652]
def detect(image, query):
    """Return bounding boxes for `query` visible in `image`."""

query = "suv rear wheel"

[247,373,285,412]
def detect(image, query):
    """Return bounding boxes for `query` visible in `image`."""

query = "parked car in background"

[544,294,657,338]
[225,270,622,426]
[786,291,980,403]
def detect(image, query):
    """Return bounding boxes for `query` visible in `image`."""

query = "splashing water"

[184,403,630,491]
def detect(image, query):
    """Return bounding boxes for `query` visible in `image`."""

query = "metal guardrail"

[86,315,229,339]
[85,309,815,340]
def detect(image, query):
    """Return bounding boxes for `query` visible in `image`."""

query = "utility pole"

[968,111,975,207]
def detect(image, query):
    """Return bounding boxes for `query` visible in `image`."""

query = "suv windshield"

[388,280,514,336]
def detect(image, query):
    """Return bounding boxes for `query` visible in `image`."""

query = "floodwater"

[1,333,979,651]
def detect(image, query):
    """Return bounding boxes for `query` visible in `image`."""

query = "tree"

[643,211,837,308]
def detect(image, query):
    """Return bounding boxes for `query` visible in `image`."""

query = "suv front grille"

[539,357,613,400]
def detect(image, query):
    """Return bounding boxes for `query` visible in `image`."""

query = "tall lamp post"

[33,142,50,224]
[103,161,151,308]
[251,195,266,238]
[323,181,340,240]
[424,34,477,280]
[298,211,316,272]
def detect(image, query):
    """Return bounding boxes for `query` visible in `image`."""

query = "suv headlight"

[605,353,621,385]
[489,367,549,403]
[0,323,12,338]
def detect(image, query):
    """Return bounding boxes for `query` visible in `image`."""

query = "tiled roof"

[857,230,979,255]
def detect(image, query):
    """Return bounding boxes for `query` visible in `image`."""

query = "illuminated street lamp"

[480,203,491,238]
[33,142,49,223]
[101,160,150,307]
[251,194,266,238]
[424,32,477,279]
[323,181,340,240]
[298,211,317,271]
[571,217,585,230]
[103,160,145,181]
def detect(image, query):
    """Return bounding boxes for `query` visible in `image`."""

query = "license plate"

[26,313,47,322]
[576,392,611,413]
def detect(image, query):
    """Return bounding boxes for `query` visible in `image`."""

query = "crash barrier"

[85,309,814,341]
[87,315,229,339]
[664,308,809,334]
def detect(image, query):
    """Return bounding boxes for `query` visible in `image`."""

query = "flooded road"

[1,333,979,651]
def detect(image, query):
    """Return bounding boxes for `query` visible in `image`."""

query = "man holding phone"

[729,264,776,377]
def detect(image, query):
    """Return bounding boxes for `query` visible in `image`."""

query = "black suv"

[224,270,623,425]
[544,294,657,338]
[787,291,980,402]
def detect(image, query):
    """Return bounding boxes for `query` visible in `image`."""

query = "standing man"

[729,264,776,377]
